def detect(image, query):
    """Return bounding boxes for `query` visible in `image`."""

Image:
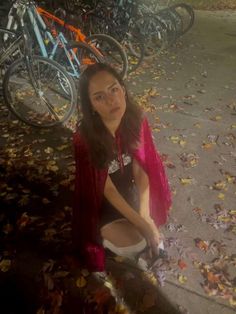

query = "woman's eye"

[95,95,103,102]
[112,87,119,93]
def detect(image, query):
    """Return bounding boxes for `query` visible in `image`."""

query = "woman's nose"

[106,93,116,105]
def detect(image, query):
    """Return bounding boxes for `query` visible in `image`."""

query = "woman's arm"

[104,175,145,228]
[104,175,157,251]
[132,159,160,240]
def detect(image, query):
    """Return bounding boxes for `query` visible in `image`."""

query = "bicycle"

[0,1,77,128]
[37,6,128,78]
[5,0,128,78]
[5,0,103,80]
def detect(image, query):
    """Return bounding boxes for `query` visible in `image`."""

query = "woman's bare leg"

[100,219,143,247]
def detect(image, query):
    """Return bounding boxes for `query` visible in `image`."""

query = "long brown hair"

[78,63,143,168]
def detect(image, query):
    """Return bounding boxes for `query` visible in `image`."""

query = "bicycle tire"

[3,56,77,128]
[86,34,128,79]
[0,28,22,78]
[123,33,145,73]
[156,9,178,46]
[134,14,168,58]
[170,3,194,35]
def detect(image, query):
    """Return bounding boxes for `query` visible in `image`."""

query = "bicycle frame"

[27,4,81,78]
[6,2,83,78]
[36,6,105,60]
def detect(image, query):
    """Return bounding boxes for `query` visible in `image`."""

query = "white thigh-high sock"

[103,238,147,260]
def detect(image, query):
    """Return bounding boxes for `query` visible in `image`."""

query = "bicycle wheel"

[86,34,128,79]
[170,3,194,35]
[0,28,22,79]
[3,56,77,127]
[135,15,168,58]
[123,33,145,73]
[156,9,178,46]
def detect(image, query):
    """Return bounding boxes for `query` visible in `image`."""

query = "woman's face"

[88,70,126,125]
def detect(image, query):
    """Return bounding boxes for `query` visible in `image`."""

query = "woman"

[73,63,171,271]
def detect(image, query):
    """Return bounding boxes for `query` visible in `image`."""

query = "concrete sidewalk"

[126,10,236,313]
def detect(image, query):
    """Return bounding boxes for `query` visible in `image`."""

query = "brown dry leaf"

[194,123,201,128]
[56,144,68,151]
[17,212,31,230]
[148,87,159,97]
[213,181,227,191]
[76,276,87,288]
[178,259,187,270]
[207,272,220,284]
[0,259,11,272]
[141,291,156,310]
[42,198,51,204]
[202,143,215,149]
[44,147,54,154]
[43,273,54,290]
[210,116,222,121]
[46,161,59,172]
[195,239,209,252]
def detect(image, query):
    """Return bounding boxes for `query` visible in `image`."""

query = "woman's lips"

[110,107,120,114]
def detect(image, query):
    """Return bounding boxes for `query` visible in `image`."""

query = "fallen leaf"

[180,178,193,185]
[178,260,187,270]
[76,276,87,288]
[218,193,225,200]
[0,259,11,272]
[178,274,187,284]
[195,239,209,252]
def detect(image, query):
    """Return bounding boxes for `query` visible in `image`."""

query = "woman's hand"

[137,218,160,259]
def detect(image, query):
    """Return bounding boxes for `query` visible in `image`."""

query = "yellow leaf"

[178,274,187,284]
[218,193,225,200]
[44,147,54,154]
[179,140,187,147]
[56,145,68,151]
[231,124,236,129]
[76,276,87,288]
[226,175,234,184]
[194,123,201,128]
[229,297,236,306]
[213,181,227,190]
[0,259,11,272]
[170,136,179,143]
[190,159,198,167]
[148,87,159,97]
[180,178,192,185]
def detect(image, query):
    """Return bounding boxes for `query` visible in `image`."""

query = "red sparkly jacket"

[72,117,172,271]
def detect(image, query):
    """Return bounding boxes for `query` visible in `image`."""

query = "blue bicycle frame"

[16,3,81,78]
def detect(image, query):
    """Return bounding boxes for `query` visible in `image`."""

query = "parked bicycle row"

[36,0,195,68]
[0,0,194,128]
